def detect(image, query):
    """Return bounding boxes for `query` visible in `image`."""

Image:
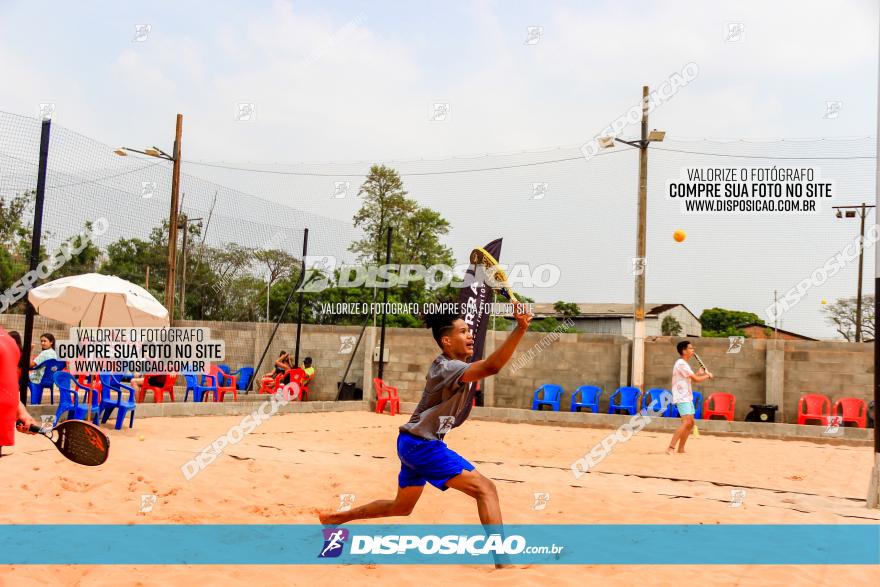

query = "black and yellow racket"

[18,419,110,466]
[469,247,518,303]
[689,352,708,437]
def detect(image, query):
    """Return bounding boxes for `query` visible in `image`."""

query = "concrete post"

[483,328,496,407]
[620,340,631,388]
[363,326,376,405]
[765,338,785,422]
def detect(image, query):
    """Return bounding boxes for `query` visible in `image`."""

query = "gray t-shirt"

[399,354,476,441]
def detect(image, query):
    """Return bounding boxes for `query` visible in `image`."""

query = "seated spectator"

[262,351,292,381]
[302,356,316,383]
[28,333,57,383]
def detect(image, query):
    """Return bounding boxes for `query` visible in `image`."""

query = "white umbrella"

[28,273,169,327]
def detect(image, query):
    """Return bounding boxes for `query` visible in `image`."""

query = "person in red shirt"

[0,327,37,456]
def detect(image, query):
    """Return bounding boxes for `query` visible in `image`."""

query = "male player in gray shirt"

[319,303,532,528]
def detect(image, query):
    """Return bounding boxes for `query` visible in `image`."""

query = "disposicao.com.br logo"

[319,531,563,558]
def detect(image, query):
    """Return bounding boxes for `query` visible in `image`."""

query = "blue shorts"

[397,432,474,491]
[676,401,695,417]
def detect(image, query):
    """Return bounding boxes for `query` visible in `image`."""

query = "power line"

[181,150,629,177]
[181,143,875,176]
[651,146,874,160]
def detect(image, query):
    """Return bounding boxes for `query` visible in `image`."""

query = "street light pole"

[633,86,649,391]
[857,202,866,342]
[166,114,184,321]
[869,11,880,508]
[114,113,184,321]
[597,87,664,391]
[833,204,875,342]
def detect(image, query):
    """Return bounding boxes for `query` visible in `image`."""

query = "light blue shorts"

[676,401,695,417]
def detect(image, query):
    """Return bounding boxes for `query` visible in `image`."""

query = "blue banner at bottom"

[1,525,878,565]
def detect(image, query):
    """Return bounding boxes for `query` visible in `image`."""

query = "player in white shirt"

[667,341,713,455]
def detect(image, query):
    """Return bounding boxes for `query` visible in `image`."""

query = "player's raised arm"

[461,303,532,383]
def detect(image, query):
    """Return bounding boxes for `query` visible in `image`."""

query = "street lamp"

[832,204,875,342]
[599,86,666,392]
[113,114,184,320]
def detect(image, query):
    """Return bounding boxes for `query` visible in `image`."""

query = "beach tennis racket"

[690,353,708,437]
[17,419,110,466]
[469,247,518,303]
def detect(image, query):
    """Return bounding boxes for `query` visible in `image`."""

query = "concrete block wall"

[646,336,767,422]
[494,333,628,410]
[204,321,368,402]
[782,339,874,423]
[1,314,874,423]
[374,328,439,402]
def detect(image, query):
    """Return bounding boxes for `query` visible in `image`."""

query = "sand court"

[1,411,878,585]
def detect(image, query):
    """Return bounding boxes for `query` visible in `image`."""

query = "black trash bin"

[745,404,778,423]
[337,381,363,401]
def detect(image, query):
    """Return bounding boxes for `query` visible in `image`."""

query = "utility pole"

[166,114,184,321]
[632,85,649,391]
[832,204,875,342]
[869,8,880,509]
[857,202,867,342]
[597,88,665,390]
[113,114,184,320]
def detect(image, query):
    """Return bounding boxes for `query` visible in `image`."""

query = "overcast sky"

[1,0,877,338]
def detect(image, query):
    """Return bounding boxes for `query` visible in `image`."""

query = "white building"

[530,303,702,338]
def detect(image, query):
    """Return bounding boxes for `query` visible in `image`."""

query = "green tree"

[661,315,682,336]
[553,301,581,317]
[350,165,416,265]
[700,307,763,338]
[51,220,104,278]
[0,191,33,296]
[822,295,875,342]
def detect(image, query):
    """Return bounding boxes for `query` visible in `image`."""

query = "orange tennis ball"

[673,229,686,242]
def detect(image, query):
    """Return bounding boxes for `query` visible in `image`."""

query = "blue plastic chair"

[608,386,642,415]
[53,372,97,423]
[230,367,255,391]
[531,384,564,411]
[184,371,217,402]
[570,385,602,413]
[672,391,704,419]
[642,388,674,416]
[98,373,137,429]
[28,359,66,405]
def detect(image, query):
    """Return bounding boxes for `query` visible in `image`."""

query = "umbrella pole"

[98,296,107,326]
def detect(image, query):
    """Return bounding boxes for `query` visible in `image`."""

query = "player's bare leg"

[446,469,518,569]
[318,484,423,525]
[675,415,695,453]
[445,469,502,524]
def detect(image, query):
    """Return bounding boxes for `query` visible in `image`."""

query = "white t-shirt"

[671,358,694,404]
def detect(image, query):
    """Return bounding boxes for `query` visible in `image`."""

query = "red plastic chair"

[139,373,176,403]
[286,368,308,401]
[258,369,292,394]
[301,370,315,401]
[373,377,400,416]
[261,368,308,399]
[703,392,736,421]
[831,397,866,428]
[257,373,278,394]
[208,365,238,402]
[797,393,831,426]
